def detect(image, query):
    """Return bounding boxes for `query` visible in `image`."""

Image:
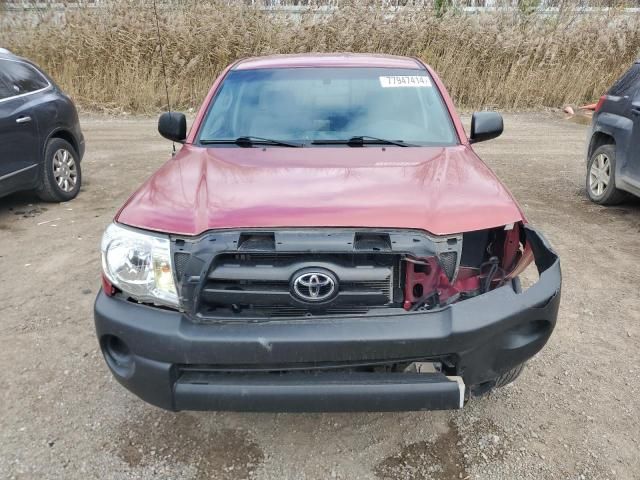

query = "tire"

[469,362,526,397]
[586,144,626,205]
[36,138,82,202]
[494,362,526,388]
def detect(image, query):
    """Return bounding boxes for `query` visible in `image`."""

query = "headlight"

[101,223,178,307]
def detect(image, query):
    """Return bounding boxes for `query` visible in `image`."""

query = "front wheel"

[586,144,626,205]
[36,138,82,202]
[494,362,526,388]
[469,363,526,397]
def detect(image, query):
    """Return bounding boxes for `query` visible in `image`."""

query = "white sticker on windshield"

[379,76,432,88]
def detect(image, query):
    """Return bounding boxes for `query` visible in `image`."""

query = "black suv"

[586,60,640,205]
[0,50,84,202]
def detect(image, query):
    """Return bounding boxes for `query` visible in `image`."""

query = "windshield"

[197,67,458,146]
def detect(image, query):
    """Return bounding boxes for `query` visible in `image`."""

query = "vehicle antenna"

[152,0,176,156]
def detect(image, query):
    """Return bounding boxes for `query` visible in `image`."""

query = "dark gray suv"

[0,50,84,202]
[586,60,640,205]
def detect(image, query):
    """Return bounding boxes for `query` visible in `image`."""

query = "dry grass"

[2,1,639,112]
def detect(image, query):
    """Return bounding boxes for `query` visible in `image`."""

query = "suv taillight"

[595,95,606,112]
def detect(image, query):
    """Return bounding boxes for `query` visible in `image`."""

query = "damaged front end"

[170,222,537,321]
[95,223,560,411]
[401,222,532,312]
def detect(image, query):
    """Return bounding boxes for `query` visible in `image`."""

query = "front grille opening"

[207,278,391,294]
[199,252,398,319]
[208,279,289,290]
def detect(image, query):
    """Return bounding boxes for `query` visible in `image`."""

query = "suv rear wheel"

[36,138,82,202]
[586,144,626,205]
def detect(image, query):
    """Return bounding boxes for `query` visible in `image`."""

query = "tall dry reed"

[2,1,639,112]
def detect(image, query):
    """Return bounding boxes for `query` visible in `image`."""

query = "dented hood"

[116,145,525,236]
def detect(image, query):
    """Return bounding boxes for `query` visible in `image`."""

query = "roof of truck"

[233,53,424,71]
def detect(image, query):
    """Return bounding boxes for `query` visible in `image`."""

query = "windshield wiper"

[200,136,303,147]
[312,136,415,147]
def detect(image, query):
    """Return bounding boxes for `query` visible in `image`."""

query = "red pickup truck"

[95,54,561,412]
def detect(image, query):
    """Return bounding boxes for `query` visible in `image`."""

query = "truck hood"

[116,145,525,236]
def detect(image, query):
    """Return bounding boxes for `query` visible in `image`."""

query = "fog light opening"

[501,320,552,350]
[102,335,134,378]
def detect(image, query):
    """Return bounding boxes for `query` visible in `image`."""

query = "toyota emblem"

[291,270,337,302]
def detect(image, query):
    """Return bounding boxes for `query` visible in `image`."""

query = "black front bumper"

[94,226,561,412]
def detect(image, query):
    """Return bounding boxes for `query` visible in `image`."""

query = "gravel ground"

[1,112,639,480]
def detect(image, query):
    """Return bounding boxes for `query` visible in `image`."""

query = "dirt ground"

[1,112,639,480]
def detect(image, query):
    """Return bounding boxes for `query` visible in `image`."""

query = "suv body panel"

[0,95,39,192]
[588,60,640,196]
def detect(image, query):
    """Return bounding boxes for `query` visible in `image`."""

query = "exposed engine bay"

[401,221,529,311]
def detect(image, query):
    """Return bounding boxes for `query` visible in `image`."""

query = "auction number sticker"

[379,76,432,88]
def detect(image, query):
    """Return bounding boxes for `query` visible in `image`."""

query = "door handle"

[16,115,32,124]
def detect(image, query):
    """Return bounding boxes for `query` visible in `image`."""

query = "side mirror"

[470,111,503,143]
[158,112,187,143]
